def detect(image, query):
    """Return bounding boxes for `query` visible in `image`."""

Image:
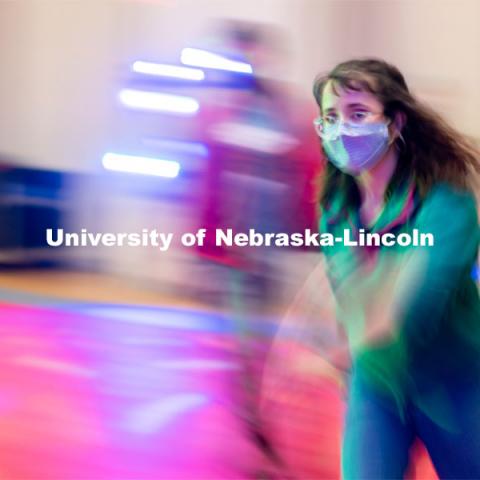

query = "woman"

[311,59,480,479]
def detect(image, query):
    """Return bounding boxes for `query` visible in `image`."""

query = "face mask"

[320,120,391,174]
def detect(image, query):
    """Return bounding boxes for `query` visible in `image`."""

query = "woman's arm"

[395,184,479,345]
[268,255,351,375]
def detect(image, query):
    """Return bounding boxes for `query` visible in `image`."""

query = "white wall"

[298,0,480,140]
[0,1,114,171]
[0,0,306,172]
[0,0,478,172]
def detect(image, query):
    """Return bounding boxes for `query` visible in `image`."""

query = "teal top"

[321,180,480,424]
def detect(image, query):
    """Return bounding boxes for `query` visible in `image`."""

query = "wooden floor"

[0,269,197,307]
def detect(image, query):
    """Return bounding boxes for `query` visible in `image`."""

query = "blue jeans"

[342,373,480,479]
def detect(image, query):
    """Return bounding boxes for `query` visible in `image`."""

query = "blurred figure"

[192,19,322,478]
[301,58,480,478]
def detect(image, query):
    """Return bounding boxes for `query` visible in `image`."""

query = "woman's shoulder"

[416,181,478,230]
[421,182,477,211]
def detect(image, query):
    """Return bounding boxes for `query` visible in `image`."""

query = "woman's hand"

[335,253,407,353]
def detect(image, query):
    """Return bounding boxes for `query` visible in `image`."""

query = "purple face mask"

[319,120,391,174]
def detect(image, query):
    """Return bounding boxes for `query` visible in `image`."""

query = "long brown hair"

[313,58,479,210]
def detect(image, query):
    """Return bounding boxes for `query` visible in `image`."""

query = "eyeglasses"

[313,111,386,138]
[313,117,324,137]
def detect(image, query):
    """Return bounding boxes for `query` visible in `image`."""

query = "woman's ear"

[392,111,407,137]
